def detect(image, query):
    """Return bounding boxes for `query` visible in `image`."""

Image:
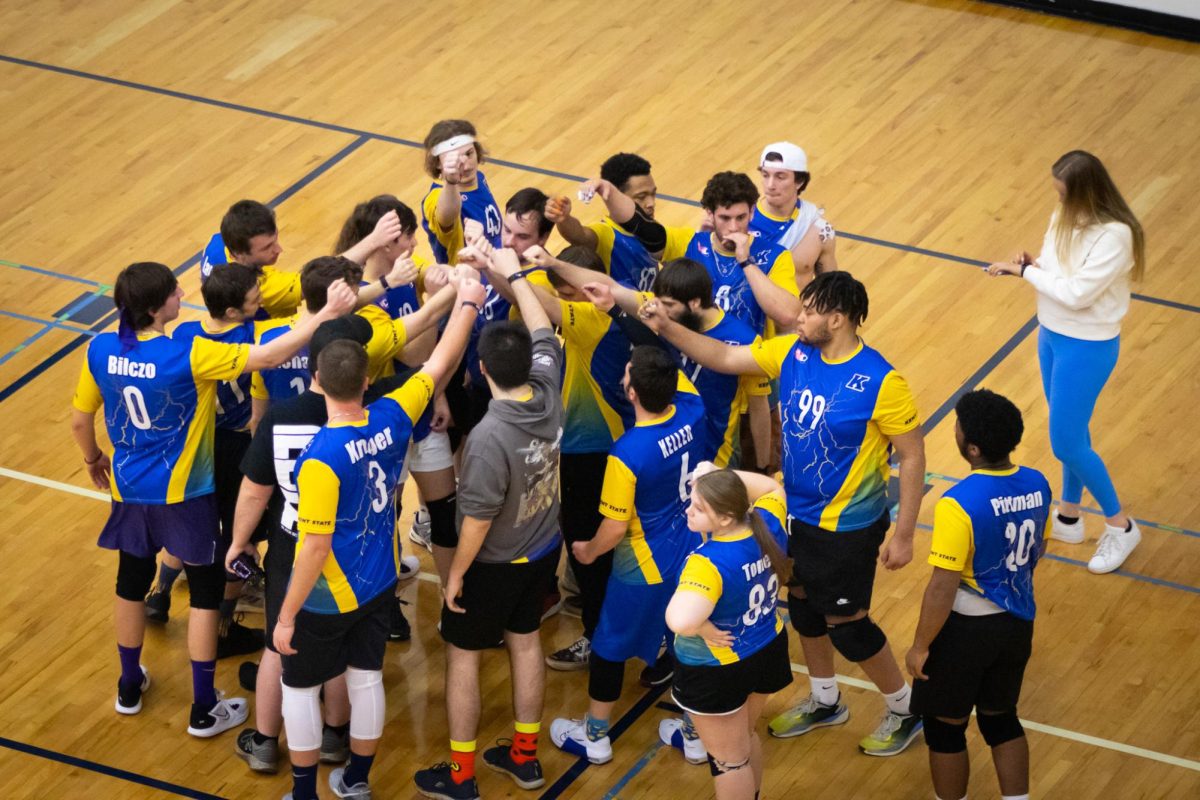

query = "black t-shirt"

[240,369,418,540]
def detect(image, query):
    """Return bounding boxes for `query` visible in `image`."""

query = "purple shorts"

[97,494,221,565]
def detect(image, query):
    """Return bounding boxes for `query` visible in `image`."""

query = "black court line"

[538,683,671,800]
[0,736,227,799]
[921,314,1040,434]
[5,52,1198,316]
[0,134,370,405]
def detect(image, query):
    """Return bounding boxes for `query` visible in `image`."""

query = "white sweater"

[1024,217,1134,341]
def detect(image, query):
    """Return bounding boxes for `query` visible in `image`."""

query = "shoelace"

[1093,531,1120,561]
[870,712,903,740]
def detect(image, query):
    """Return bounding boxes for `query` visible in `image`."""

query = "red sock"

[450,740,475,783]
[511,721,540,764]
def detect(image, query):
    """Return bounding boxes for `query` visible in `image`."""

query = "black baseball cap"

[309,314,373,366]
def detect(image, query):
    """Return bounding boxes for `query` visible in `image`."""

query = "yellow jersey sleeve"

[599,455,637,521]
[752,490,788,530]
[297,458,340,537]
[190,338,250,382]
[413,253,431,295]
[586,221,616,270]
[383,372,436,425]
[258,266,302,318]
[358,305,409,377]
[677,553,723,602]
[749,334,797,380]
[929,496,972,572]
[662,226,695,261]
[676,370,699,396]
[766,249,800,296]
[72,357,103,413]
[874,371,921,435]
[422,187,464,264]
[250,371,267,401]
[559,300,611,348]
[743,340,771,396]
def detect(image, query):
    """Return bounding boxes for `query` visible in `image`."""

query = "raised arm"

[638,297,766,377]
[340,210,403,266]
[525,246,643,314]
[355,253,419,308]
[583,178,667,258]
[434,152,469,231]
[420,278,484,390]
[545,195,600,250]
[243,280,356,373]
[489,247,551,333]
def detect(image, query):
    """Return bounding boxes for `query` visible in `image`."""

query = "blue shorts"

[591,578,674,665]
[97,494,221,565]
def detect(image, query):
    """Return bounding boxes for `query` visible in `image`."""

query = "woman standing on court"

[987,150,1146,575]
[663,465,793,800]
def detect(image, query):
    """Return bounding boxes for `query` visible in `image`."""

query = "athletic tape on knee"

[116,551,157,601]
[183,561,225,610]
[977,710,1024,747]
[427,493,458,549]
[787,593,827,638]
[706,753,751,778]
[827,616,887,663]
[281,683,323,751]
[345,667,386,740]
[922,716,968,753]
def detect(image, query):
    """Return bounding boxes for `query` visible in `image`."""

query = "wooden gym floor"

[0,1,1197,797]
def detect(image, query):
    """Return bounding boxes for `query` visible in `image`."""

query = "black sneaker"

[144,584,171,623]
[483,740,545,789]
[238,661,258,693]
[217,616,264,660]
[115,666,150,715]
[389,597,411,642]
[639,650,674,687]
[413,763,480,800]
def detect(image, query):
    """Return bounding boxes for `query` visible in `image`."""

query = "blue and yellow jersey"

[599,374,707,585]
[356,304,410,383]
[664,232,797,336]
[749,200,798,246]
[558,299,634,454]
[73,331,250,504]
[462,270,555,387]
[677,310,770,468]
[674,491,789,666]
[251,317,310,402]
[585,217,660,292]
[173,319,257,432]
[930,467,1051,621]
[373,254,431,319]
[199,233,300,319]
[751,336,920,531]
[294,372,434,613]
[420,171,503,265]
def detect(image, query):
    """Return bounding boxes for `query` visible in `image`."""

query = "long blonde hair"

[1051,151,1146,281]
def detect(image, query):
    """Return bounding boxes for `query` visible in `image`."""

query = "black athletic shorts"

[280,584,394,688]
[214,428,256,549]
[910,611,1034,719]
[440,551,558,651]
[672,631,793,715]
[263,526,296,655]
[788,512,889,616]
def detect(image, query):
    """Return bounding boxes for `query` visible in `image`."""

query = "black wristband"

[1019,263,1028,277]
[84,452,103,465]
[605,305,625,320]
[737,258,756,270]
[379,275,391,290]
[461,301,482,313]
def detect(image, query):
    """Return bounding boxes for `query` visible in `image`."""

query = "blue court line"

[922,314,1039,434]
[600,741,665,799]
[0,293,106,366]
[923,472,1200,540]
[0,258,204,313]
[538,683,670,800]
[0,135,371,405]
[3,53,1198,316]
[0,308,94,336]
[0,736,226,799]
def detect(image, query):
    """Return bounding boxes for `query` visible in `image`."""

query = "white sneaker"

[398,554,421,582]
[329,766,371,799]
[1088,520,1141,574]
[187,693,249,738]
[550,717,612,764]
[1050,514,1085,544]
[408,509,432,552]
[659,718,706,765]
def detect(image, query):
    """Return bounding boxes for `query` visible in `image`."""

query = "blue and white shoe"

[550,718,612,764]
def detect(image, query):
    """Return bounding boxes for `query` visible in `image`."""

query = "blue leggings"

[1037,327,1122,516]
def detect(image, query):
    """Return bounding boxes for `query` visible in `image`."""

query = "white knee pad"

[281,683,323,752]
[346,667,385,740]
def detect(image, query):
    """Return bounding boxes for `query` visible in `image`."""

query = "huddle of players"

[71,117,1050,800]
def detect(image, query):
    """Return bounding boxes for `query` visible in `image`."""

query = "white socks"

[809,675,839,706]
[884,683,912,716]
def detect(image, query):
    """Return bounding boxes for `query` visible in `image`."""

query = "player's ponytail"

[746,509,792,586]
[693,470,792,585]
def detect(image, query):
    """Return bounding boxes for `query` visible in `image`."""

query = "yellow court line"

[2,464,1196,773]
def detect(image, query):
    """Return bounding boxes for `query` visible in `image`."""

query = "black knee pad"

[978,710,1024,747]
[788,593,827,638]
[922,716,968,753]
[183,561,226,610]
[827,616,887,663]
[427,493,458,549]
[116,551,157,602]
[588,653,625,703]
[706,753,750,778]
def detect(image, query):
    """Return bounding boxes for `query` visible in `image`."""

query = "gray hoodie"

[457,328,563,563]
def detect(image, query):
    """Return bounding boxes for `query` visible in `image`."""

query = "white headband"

[431,134,476,158]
